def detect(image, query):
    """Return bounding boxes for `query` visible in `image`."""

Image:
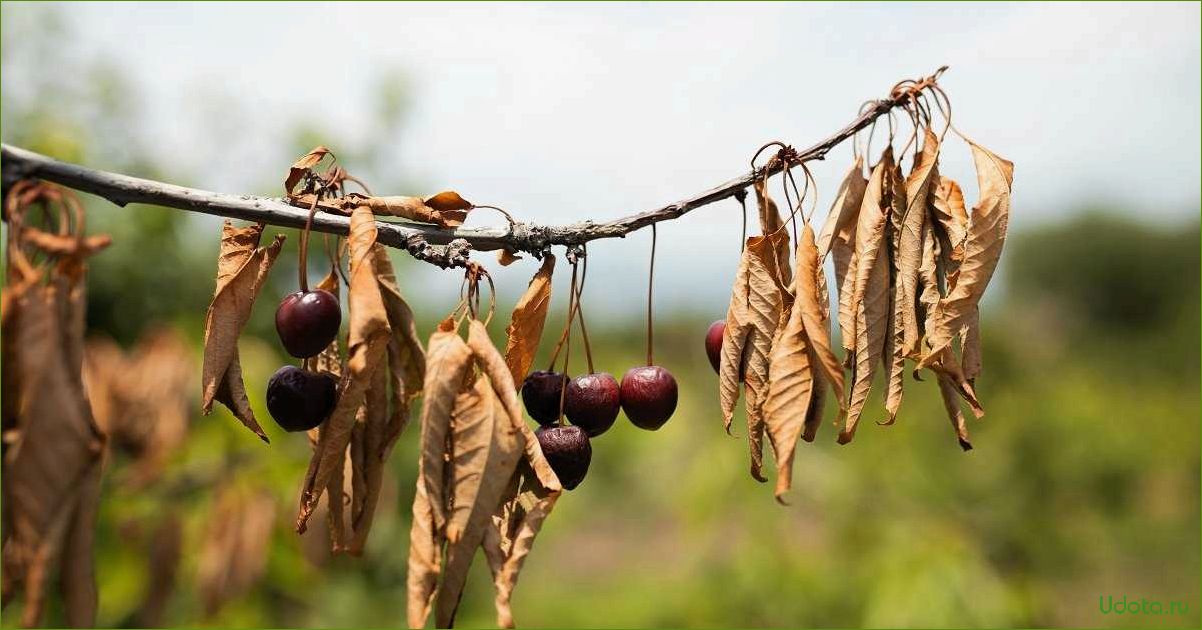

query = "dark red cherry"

[266,365,338,432]
[620,365,678,430]
[705,320,725,373]
[521,370,567,426]
[535,425,591,490]
[564,372,621,437]
[275,289,341,358]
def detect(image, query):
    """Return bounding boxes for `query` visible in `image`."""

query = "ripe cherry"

[535,425,591,490]
[275,289,341,358]
[266,365,338,432]
[564,372,621,437]
[520,370,567,426]
[620,365,678,430]
[705,320,725,373]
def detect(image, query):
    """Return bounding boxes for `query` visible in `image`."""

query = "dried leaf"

[285,145,331,194]
[434,383,525,628]
[496,249,522,266]
[929,175,969,289]
[347,351,390,555]
[416,320,475,533]
[374,246,426,448]
[937,375,973,451]
[817,158,868,354]
[486,470,561,629]
[840,149,894,444]
[297,205,391,533]
[355,193,472,228]
[407,469,441,628]
[467,320,562,492]
[503,254,556,385]
[763,303,814,502]
[201,222,285,442]
[719,234,787,481]
[918,141,1013,410]
[796,224,846,412]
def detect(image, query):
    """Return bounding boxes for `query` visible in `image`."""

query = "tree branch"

[1,69,942,265]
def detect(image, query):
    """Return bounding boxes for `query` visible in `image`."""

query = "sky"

[5,1,1201,320]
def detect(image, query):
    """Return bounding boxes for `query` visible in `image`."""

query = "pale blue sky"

[5,1,1200,318]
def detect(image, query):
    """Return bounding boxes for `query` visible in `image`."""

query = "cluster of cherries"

[524,362,678,491]
[265,285,342,432]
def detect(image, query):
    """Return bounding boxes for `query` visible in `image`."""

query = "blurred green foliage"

[2,6,1198,629]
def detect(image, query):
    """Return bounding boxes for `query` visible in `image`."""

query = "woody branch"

[0,68,943,268]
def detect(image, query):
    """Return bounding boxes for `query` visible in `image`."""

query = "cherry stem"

[546,258,581,371]
[297,193,321,293]
[646,223,657,367]
[574,253,595,374]
[555,261,578,426]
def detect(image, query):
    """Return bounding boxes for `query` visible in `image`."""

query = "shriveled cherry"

[535,425,591,490]
[266,365,338,432]
[564,372,621,437]
[520,370,567,426]
[705,320,725,373]
[275,289,341,358]
[620,365,678,430]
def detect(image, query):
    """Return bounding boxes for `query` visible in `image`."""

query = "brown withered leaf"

[841,148,894,444]
[134,515,182,627]
[503,254,556,385]
[196,487,276,617]
[719,234,787,481]
[201,222,285,443]
[434,381,525,628]
[817,158,868,354]
[445,377,495,544]
[762,303,814,502]
[929,174,969,290]
[297,205,391,533]
[919,141,1013,405]
[937,374,973,451]
[482,467,561,629]
[407,468,441,628]
[2,284,106,628]
[797,224,846,413]
[416,319,475,535]
[353,192,472,228]
[285,145,332,193]
[373,246,426,447]
[917,222,942,347]
[496,249,522,266]
[467,320,562,492]
[754,178,792,288]
[884,131,940,425]
[347,351,390,555]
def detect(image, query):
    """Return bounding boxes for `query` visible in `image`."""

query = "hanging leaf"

[434,381,525,628]
[407,468,441,628]
[817,158,868,354]
[284,145,332,194]
[347,351,391,555]
[796,224,846,412]
[416,319,475,534]
[503,254,556,385]
[373,246,426,448]
[762,303,814,502]
[482,468,561,629]
[297,205,392,533]
[719,234,787,481]
[196,487,277,617]
[929,175,969,290]
[840,148,894,444]
[918,141,1013,411]
[937,374,973,450]
[467,320,562,492]
[201,222,285,442]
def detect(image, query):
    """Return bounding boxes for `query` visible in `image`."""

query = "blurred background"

[1,1,1198,628]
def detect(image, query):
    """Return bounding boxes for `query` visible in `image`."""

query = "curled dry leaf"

[374,247,426,448]
[417,319,475,535]
[496,249,522,266]
[719,234,788,481]
[353,192,472,229]
[883,130,940,425]
[201,221,285,443]
[937,374,973,451]
[841,148,894,444]
[817,157,868,354]
[467,320,561,493]
[284,145,332,194]
[434,379,525,628]
[347,351,390,555]
[407,468,441,628]
[297,205,391,533]
[929,174,969,290]
[503,254,556,385]
[481,467,561,629]
[796,224,846,414]
[918,141,1013,415]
